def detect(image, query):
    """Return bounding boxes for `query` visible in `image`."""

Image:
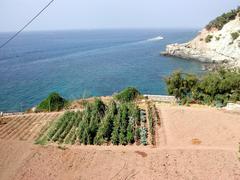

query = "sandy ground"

[158,105,240,149]
[0,105,240,180]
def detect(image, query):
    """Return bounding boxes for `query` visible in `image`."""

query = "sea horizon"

[0,27,202,33]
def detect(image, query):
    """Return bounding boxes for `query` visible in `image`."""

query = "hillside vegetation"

[165,69,240,106]
[206,7,240,30]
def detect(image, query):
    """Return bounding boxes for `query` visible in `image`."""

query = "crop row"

[36,99,149,146]
[147,102,160,145]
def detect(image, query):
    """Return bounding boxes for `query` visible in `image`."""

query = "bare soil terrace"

[0,104,240,180]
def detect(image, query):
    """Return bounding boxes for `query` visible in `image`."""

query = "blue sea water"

[0,29,203,112]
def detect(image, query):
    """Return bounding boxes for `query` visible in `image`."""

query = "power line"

[0,0,55,49]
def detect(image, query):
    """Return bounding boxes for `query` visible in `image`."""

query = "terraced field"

[0,104,240,180]
[0,112,62,141]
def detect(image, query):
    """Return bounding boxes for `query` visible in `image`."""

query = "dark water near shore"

[0,29,203,112]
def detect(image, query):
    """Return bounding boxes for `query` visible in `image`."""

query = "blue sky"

[0,0,239,32]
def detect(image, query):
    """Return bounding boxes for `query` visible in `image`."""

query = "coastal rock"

[162,13,240,67]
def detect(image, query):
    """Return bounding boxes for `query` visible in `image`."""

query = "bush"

[36,92,68,112]
[114,87,141,102]
[165,69,240,106]
[205,35,213,43]
[231,32,239,41]
[165,71,198,99]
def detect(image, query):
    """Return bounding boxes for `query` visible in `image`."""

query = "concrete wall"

[144,95,176,103]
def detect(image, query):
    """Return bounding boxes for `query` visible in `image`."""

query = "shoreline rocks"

[162,17,240,68]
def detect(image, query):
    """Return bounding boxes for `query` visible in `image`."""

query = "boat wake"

[147,36,164,42]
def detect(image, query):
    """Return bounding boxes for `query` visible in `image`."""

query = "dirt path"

[156,107,167,146]
[0,141,239,180]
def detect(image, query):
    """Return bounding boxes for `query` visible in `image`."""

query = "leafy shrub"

[165,71,198,99]
[231,32,239,41]
[165,69,240,106]
[206,7,240,30]
[36,92,68,112]
[114,87,141,102]
[205,35,213,43]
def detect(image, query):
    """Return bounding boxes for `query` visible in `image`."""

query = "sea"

[0,29,204,112]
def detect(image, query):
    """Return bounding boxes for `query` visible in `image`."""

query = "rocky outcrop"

[162,14,240,68]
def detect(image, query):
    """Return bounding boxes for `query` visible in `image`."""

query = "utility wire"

[0,0,55,49]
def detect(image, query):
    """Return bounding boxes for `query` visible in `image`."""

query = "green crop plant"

[36,95,143,146]
[140,127,148,146]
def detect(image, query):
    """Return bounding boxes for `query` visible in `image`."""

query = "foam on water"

[147,36,164,41]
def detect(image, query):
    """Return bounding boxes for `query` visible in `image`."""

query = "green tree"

[165,71,198,100]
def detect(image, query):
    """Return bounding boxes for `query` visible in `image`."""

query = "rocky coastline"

[161,13,240,69]
[161,43,238,70]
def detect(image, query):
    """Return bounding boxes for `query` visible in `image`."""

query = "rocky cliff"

[162,8,240,68]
